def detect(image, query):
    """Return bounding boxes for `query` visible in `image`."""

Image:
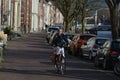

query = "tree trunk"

[64,20,70,32]
[110,6,119,40]
[81,16,86,34]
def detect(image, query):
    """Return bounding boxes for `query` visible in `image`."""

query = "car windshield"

[48,28,58,32]
[95,39,107,46]
[111,42,120,52]
[80,35,94,40]
[64,34,74,40]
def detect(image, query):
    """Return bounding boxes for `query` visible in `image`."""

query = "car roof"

[95,37,111,40]
[63,32,75,35]
[48,27,59,29]
[112,39,120,42]
[80,34,96,37]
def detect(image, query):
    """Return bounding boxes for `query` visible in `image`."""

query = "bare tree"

[50,0,106,33]
[77,0,89,34]
[73,0,105,34]
[105,0,120,40]
[51,0,77,32]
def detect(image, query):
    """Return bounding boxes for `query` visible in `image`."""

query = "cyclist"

[52,28,68,73]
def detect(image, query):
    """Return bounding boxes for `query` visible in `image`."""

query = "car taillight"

[109,51,118,55]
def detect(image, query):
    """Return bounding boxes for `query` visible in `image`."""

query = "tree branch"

[105,0,113,10]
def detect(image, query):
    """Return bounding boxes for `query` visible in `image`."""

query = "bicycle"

[54,53,66,75]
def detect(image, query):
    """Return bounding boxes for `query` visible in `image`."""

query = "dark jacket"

[52,33,68,47]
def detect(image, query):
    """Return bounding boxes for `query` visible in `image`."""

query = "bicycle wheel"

[114,62,120,76]
[60,58,66,75]
[54,64,59,73]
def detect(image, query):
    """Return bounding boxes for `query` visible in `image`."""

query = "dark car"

[63,32,75,42]
[46,30,57,43]
[94,39,120,69]
[90,37,111,60]
[46,27,59,34]
[63,32,75,49]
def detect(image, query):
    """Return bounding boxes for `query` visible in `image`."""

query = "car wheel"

[114,62,120,76]
[94,56,99,67]
[89,51,93,60]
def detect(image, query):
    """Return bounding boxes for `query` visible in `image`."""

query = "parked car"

[68,34,96,56]
[118,27,120,37]
[63,32,75,43]
[63,32,75,50]
[114,54,120,76]
[94,39,120,69]
[49,32,75,47]
[48,31,57,45]
[46,27,59,34]
[80,37,95,58]
[89,37,111,60]
[46,30,57,43]
[68,34,79,55]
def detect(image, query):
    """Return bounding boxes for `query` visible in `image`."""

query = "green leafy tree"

[105,0,120,40]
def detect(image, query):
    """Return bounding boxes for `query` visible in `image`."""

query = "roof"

[95,37,112,41]
[80,34,96,37]
[112,39,120,42]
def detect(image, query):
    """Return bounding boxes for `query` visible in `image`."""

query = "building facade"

[13,0,21,32]
[0,0,63,33]
[55,9,63,25]
[43,1,63,27]
[0,0,1,26]
[38,0,45,31]
[21,0,32,34]
[31,0,39,32]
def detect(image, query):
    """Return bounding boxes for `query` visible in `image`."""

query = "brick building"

[21,0,32,34]
[0,0,63,33]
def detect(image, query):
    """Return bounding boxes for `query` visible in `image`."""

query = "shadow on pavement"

[3,49,52,59]
[0,67,117,80]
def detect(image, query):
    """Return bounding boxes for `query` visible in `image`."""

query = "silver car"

[89,37,111,60]
[80,37,95,58]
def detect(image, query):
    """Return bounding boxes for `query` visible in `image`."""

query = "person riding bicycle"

[52,29,68,73]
